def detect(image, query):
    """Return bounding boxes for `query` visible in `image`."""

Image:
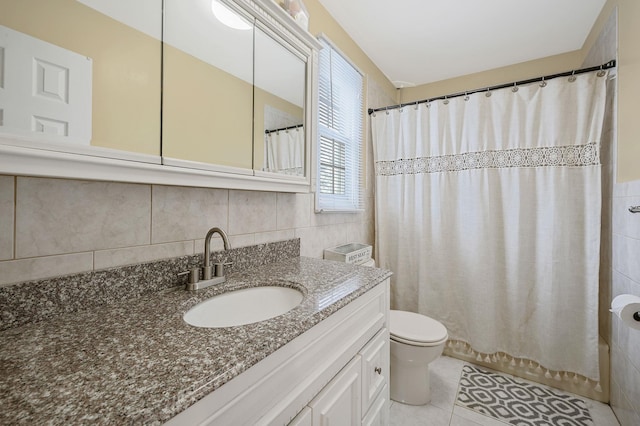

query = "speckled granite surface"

[0,256,391,425]
[0,239,300,331]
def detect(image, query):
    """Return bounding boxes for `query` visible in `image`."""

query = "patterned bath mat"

[456,365,593,426]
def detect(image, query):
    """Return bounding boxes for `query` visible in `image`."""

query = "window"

[316,37,364,212]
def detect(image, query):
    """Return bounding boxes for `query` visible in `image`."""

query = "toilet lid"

[390,310,448,344]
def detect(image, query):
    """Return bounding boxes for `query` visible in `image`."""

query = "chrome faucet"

[203,227,231,280]
[180,227,232,291]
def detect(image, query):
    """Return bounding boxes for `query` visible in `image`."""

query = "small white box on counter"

[323,243,372,265]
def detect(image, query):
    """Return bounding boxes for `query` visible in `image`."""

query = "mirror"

[254,26,306,176]
[0,0,162,156]
[162,0,254,172]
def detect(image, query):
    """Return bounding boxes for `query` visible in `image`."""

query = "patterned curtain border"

[375,142,600,176]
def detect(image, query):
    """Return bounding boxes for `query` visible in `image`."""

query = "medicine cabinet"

[0,0,320,192]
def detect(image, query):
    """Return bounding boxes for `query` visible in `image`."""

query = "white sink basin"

[183,286,304,328]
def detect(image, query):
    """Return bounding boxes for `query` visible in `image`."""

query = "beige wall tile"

[94,241,193,270]
[276,193,311,230]
[0,176,14,261]
[229,233,256,248]
[296,223,353,259]
[0,252,93,287]
[194,237,226,254]
[613,195,640,240]
[613,234,640,284]
[152,185,228,244]
[15,178,151,258]
[612,178,640,424]
[255,229,295,245]
[228,190,276,234]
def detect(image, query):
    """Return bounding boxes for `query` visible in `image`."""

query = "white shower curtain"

[264,127,304,175]
[371,71,607,381]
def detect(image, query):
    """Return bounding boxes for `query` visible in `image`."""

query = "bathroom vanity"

[0,257,391,425]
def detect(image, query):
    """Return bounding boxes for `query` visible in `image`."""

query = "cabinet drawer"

[360,328,389,415]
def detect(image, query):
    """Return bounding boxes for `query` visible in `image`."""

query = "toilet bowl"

[361,258,448,405]
[389,310,448,405]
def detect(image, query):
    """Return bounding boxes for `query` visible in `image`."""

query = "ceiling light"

[211,0,251,30]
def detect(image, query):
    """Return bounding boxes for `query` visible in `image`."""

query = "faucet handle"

[178,268,201,284]
[213,262,233,277]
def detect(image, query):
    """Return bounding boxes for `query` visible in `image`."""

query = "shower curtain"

[371,71,608,382]
[264,127,304,175]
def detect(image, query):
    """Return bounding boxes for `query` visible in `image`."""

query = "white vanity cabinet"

[302,328,390,426]
[165,278,390,425]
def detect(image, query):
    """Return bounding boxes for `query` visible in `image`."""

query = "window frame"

[314,35,365,213]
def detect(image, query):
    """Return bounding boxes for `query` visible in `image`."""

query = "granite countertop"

[0,257,391,425]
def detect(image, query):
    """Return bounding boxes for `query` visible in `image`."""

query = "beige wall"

[0,0,162,155]
[400,51,583,103]
[162,45,253,169]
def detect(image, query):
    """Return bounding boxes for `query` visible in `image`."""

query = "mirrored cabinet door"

[0,0,162,157]
[162,0,254,172]
[254,25,307,178]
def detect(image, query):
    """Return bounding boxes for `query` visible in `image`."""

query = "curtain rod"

[265,124,304,134]
[368,60,616,115]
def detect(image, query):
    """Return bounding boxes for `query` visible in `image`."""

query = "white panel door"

[0,24,92,145]
[309,356,362,426]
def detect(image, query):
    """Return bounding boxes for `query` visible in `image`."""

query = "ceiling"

[317,0,608,88]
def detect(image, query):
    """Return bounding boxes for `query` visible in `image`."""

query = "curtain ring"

[464,92,470,101]
[443,95,449,105]
[539,77,547,87]
[568,70,577,82]
[511,82,519,92]
[414,101,419,110]
[385,107,390,115]
[426,101,431,108]
[485,88,492,97]
[597,65,606,77]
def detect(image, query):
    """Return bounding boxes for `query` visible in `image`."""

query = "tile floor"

[389,356,620,426]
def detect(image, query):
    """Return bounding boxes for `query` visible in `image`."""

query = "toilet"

[389,310,448,405]
[361,258,448,405]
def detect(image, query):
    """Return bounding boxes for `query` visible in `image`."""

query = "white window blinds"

[316,37,364,212]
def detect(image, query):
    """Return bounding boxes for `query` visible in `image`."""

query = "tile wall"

[0,79,394,288]
[610,180,640,425]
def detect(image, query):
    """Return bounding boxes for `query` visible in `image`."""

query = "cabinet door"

[360,328,389,414]
[361,385,388,426]
[308,356,362,426]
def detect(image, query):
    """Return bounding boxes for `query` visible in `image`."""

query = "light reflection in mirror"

[162,0,254,169]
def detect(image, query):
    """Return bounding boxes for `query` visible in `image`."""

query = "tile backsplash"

[0,176,372,287]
